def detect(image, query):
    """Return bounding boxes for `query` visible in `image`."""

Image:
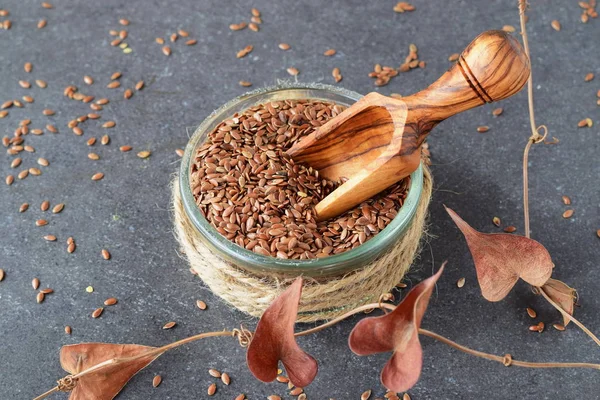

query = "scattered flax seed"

[36,219,48,227]
[175,148,184,157]
[152,375,162,388]
[239,80,252,87]
[235,395,246,400]
[67,242,76,254]
[40,288,53,294]
[162,321,176,329]
[208,368,221,378]
[504,226,517,233]
[41,2,53,9]
[332,67,342,83]
[185,39,197,46]
[563,209,574,219]
[276,376,289,383]
[178,29,189,37]
[156,37,165,44]
[267,396,281,400]
[492,107,503,116]
[32,278,40,290]
[43,109,55,116]
[553,323,566,331]
[279,43,290,50]
[502,25,516,32]
[137,150,151,159]
[91,172,104,181]
[73,127,83,135]
[19,80,31,89]
[492,216,501,227]
[290,388,303,396]
[1,100,13,109]
[170,33,178,42]
[101,249,111,260]
[403,394,411,400]
[104,298,118,306]
[229,22,247,31]
[477,125,490,133]
[37,292,45,303]
[10,158,22,168]
[110,72,122,80]
[287,67,299,76]
[36,79,47,88]
[529,323,541,332]
[597,229,600,238]
[162,46,171,56]
[19,203,29,212]
[44,235,56,241]
[0,111,7,118]
[584,72,595,82]
[562,195,571,205]
[196,300,207,310]
[323,49,336,56]
[207,383,217,396]
[119,30,128,39]
[87,138,96,146]
[248,22,259,32]
[393,2,416,12]
[111,38,122,47]
[456,277,466,288]
[38,19,47,29]
[361,390,372,400]
[24,62,33,73]
[551,20,561,31]
[102,121,116,128]
[92,308,104,318]
[221,373,231,385]
[0,269,4,282]
[86,286,93,293]
[23,96,34,103]
[41,200,50,211]
[135,81,144,90]
[119,18,129,26]
[84,76,94,85]
[88,153,100,160]
[101,135,110,145]
[236,45,253,58]
[107,81,120,89]
[88,113,100,119]
[65,326,72,335]
[526,307,537,318]
[124,89,133,99]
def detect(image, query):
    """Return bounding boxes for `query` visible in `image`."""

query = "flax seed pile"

[190,99,411,259]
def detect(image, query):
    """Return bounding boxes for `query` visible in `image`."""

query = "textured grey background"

[0,0,599,399]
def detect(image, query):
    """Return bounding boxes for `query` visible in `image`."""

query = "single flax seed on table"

[190,99,411,259]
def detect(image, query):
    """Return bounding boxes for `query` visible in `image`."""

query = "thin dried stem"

[539,287,600,347]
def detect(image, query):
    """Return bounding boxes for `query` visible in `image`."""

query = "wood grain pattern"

[287,30,530,221]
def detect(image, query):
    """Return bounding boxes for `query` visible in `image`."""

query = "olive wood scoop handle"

[287,30,531,221]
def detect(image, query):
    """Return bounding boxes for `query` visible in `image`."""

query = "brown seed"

[492,216,501,227]
[178,29,189,37]
[1,100,13,109]
[175,148,184,157]
[502,25,516,32]
[32,278,40,290]
[170,33,178,42]
[43,109,55,116]
[35,79,47,88]
[97,98,110,105]
[91,172,104,181]
[107,81,120,89]
[456,277,466,288]
[537,322,545,332]
[239,80,252,87]
[553,323,566,331]
[162,321,176,329]
[403,394,411,400]
[119,18,129,26]
[101,249,111,260]
[41,200,50,211]
[0,269,4,282]
[83,75,94,85]
[196,300,207,310]
[185,39,197,46]
[208,368,221,378]
[104,297,118,306]
[10,158,22,168]
[65,326,72,335]
[248,22,259,32]
[36,219,48,227]
[37,292,45,303]
[72,127,83,136]
[24,62,33,73]
[207,383,217,396]
[41,2,53,8]
[67,242,76,253]
[584,72,594,82]
[323,48,336,56]
[25,146,36,153]
[267,396,281,400]
[279,43,290,50]
[448,53,459,62]
[102,121,116,128]
[236,45,253,58]
[551,20,561,31]
[87,113,100,119]
[19,80,31,89]
[597,229,600,238]
[290,388,303,396]
[504,226,517,233]
[562,195,571,205]
[0,111,7,118]
[287,67,299,76]
[162,46,171,56]
[526,307,537,318]
[361,390,372,400]
[38,19,47,29]
[152,375,162,388]
[119,30,127,39]
[88,153,99,160]
[110,38,122,47]
[110,72,122,81]
[120,145,132,152]
[135,80,144,91]
[19,203,29,212]
[40,288,53,294]
[235,395,245,400]
[563,209,574,219]
[477,125,489,133]
[221,372,230,385]
[43,235,56,241]
[87,137,97,146]
[492,107,503,117]
[137,150,151,159]
[92,307,104,318]
[124,89,133,99]
[101,135,110,145]
[23,95,34,103]
[156,37,165,44]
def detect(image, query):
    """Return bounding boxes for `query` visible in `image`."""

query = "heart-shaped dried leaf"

[348,263,445,392]
[247,278,318,388]
[445,207,553,301]
[60,343,162,400]
[541,278,577,326]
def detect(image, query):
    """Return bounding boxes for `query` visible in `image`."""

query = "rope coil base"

[172,167,432,323]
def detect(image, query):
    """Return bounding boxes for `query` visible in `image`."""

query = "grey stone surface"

[0,0,598,399]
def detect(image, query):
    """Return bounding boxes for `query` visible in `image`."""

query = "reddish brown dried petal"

[348,264,445,392]
[60,343,162,400]
[247,278,317,388]
[541,278,577,326]
[445,207,553,301]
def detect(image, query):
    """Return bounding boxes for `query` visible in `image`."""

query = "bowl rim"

[179,82,424,276]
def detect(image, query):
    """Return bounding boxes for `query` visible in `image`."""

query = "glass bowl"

[179,82,424,277]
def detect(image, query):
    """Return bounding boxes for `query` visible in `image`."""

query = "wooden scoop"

[287,30,530,221]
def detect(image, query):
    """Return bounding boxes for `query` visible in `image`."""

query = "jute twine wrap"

[172,167,432,322]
